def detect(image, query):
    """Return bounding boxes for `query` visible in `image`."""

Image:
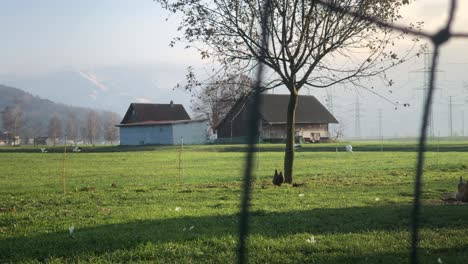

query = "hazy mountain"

[0,64,193,116]
[0,84,119,140]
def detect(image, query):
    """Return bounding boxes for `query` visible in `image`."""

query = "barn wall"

[172,121,208,145]
[260,124,286,139]
[119,125,173,145]
[297,123,329,140]
[261,123,329,140]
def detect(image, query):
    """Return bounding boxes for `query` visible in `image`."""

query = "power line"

[449,96,453,137]
[462,110,465,137]
[354,95,361,138]
[424,52,435,137]
[326,89,334,114]
[378,109,383,138]
[326,88,338,138]
[413,51,438,137]
[438,95,465,137]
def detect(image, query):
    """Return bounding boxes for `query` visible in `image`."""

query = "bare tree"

[65,114,79,144]
[332,123,345,141]
[2,105,24,145]
[191,74,253,130]
[48,115,62,145]
[86,110,100,145]
[80,126,88,144]
[19,117,40,144]
[102,112,120,144]
[156,0,419,182]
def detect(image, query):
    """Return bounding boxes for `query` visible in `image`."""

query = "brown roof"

[117,119,206,127]
[260,94,338,124]
[215,94,338,129]
[120,102,191,125]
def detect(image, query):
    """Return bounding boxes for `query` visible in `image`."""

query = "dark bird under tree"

[272,169,285,186]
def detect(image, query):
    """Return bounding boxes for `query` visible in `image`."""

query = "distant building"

[0,131,20,146]
[215,94,338,143]
[33,137,48,146]
[117,102,208,145]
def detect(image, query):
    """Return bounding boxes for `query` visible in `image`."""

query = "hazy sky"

[2,0,465,74]
[0,0,467,138]
[0,0,200,75]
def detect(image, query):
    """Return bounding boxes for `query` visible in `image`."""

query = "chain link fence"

[237,0,468,263]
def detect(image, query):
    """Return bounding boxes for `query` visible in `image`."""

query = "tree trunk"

[284,91,298,184]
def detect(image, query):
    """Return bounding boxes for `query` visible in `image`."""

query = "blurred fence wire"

[238,0,468,263]
[237,0,272,263]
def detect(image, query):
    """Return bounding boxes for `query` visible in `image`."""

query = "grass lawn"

[1,142,467,263]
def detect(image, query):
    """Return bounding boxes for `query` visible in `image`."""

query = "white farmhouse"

[118,101,208,145]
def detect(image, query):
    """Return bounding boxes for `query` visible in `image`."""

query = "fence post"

[178,137,184,184]
[436,131,440,169]
[381,136,384,152]
[62,134,67,194]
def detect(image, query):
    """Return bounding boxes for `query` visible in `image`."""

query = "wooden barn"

[215,94,338,143]
[118,102,208,145]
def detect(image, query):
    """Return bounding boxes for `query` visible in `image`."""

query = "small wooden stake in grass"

[436,131,440,169]
[381,136,384,152]
[62,135,67,194]
[178,137,184,184]
[256,150,260,170]
[335,147,338,160]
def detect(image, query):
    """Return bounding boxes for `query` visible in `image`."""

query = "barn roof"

[117,119,206,127]
[215,94,337,128]
[260,94,338,124]
[120,102,191,125]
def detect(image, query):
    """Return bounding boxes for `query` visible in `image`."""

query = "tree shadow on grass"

[1,204,467,262]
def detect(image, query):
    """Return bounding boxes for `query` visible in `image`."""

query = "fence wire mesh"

[237,0,468,263]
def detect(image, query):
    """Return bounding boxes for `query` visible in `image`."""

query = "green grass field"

[1,142,468,263]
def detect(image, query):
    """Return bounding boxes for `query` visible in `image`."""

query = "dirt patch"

[293,182,307,188]
[398,191,413,197]
[439,192,468,205]
[80,186,96,192]
[426,163,467,172]
[99,207,111,215]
